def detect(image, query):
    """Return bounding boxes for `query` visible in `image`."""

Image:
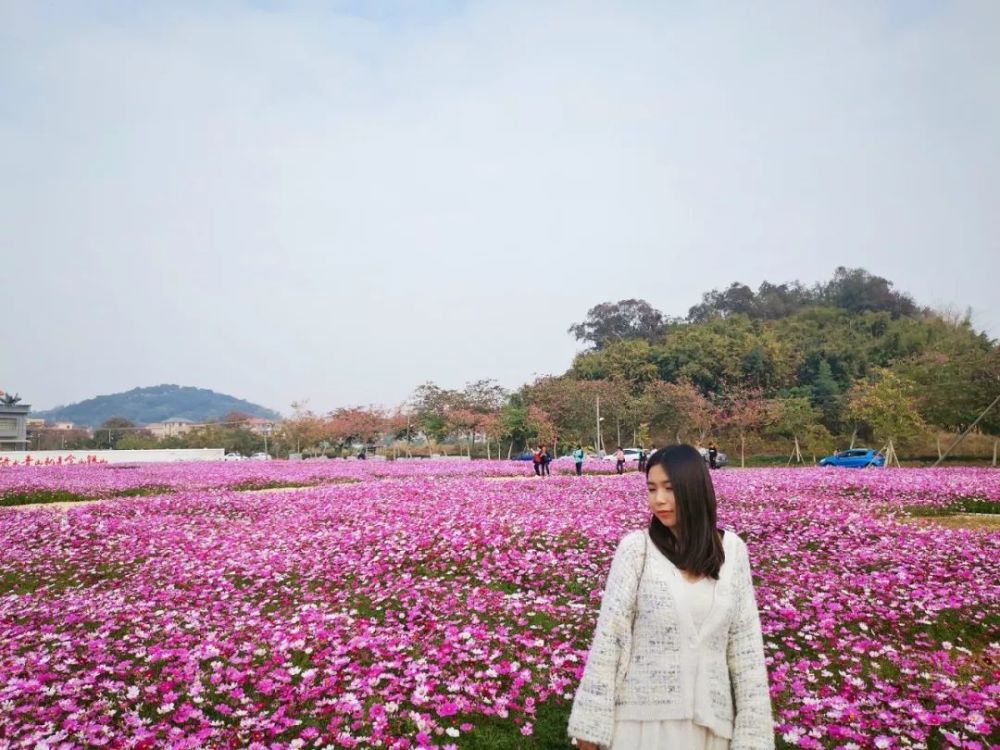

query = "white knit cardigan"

[567,529,775,749]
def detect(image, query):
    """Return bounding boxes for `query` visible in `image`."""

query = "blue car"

[819,448,885,468]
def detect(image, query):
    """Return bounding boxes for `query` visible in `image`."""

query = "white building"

[145,417,196,439]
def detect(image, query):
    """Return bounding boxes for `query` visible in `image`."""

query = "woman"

[568,444,774,749]
[614,446,626,475]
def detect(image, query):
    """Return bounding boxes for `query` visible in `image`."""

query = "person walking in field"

[541,445,552,476]
[574,445,586,476]
[637,447,647,473]
[708,442,719,470]
[533,446,543,476]
[615,446,626,475]
[568,444,774,750]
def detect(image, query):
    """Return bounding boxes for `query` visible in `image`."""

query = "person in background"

[533,445,543,476]
[637,447,648,472]
[541,445,552,476]
[574,445,586,476]
[708,442,719,470]
[615,446,626,475]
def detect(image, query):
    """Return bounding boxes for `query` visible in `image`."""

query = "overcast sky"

[3,0,998,415]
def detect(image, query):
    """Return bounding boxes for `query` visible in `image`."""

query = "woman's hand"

[574,740,600,750]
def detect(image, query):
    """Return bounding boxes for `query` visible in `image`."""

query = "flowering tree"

[526,405,558,450]
[640,379,713,445]
[326,407,388,454]
[715,384,771,468]
[446,408,482,458]
[277,402,327,455]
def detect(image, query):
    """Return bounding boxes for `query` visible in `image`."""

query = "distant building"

[0,401,30,450]
[244,417,276,436]
[145,417,196,439]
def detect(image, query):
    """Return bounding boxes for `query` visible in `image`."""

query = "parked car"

[819,448,885,468]
[695,446,729,468]
[250,452,273,461]
[602,448,643,461]
[512,451,535,461]
[223,453,245,462]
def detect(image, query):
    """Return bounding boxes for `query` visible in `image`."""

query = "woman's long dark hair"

[646,444,726,579]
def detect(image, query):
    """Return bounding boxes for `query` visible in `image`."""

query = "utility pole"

[595,396,603,456]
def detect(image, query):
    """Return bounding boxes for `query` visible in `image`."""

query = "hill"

[549,267,1000,441]
[33,385,281,428]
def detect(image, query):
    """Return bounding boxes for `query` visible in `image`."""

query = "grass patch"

[0,561,134,596]
[0,489,93,507]
[458,698,574,749]
[903,497,1000,517]
[0,485,174,507]
[923,609,1000,652]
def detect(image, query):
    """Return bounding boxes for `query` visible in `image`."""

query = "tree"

[714,385,771,468]
[447,408,482,458]
[450,380,508,457]
[384,409,418,457]
[116,431,160,450]
[277,401,326,455]
[30,426,91,451]
[327,407,387,453]
[522,376,598,447]
[94,417,138,449]
[591,379,637,450]
[687,282,758,322]
[478,412,505,459]
[568,299,666,349]
[770,397,825,463]
[820,267,919,318]
[640,380,713,444]
[411,382,464,451]
[570,339,659,385]
[845,369,927,463]
[809,359,844,432]
[526,405,558,448]
[498,399,531,457]
[461,379,507,413]
[895,332,1000,434]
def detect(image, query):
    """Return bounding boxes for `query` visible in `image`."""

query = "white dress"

[608,571,731,750]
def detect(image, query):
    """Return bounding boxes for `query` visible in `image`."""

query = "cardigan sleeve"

[726,539,775,749]
[567,531,644,748]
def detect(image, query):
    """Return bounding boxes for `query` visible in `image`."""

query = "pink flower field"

[1,463,998,749]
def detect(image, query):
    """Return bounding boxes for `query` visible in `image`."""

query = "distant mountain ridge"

[33,385,281,428]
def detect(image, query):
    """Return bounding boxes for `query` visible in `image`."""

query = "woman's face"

[646,463,678,531]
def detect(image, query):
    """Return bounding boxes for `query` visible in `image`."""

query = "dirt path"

[899,513,1000,531]
[483,473,625,482]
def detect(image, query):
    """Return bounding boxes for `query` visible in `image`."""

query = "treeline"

[270,268,998,462]
[31,413,275,457]
[41,268,997,462]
